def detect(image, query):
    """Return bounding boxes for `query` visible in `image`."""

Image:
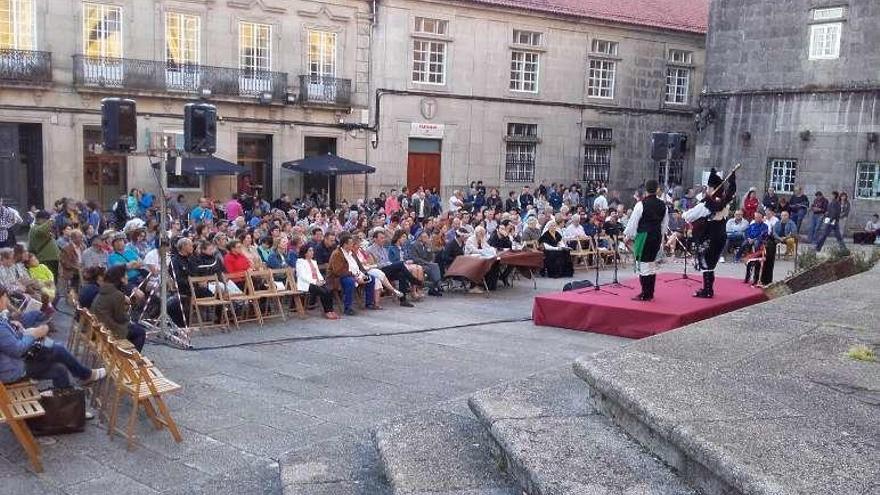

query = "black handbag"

[26,388,86,436]
[563,280,593,291]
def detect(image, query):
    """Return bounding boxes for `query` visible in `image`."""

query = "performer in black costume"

[623,179,668,301]
[684,167,737,298]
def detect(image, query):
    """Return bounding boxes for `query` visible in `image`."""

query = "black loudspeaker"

[669,133,688,159]
[651,132,669,160]
[101,97,137,152]
[184,103,217,155]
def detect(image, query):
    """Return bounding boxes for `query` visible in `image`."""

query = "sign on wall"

[410,122,444,139]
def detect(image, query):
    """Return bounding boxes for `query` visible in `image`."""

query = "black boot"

[632,276,653,301]
[645,274,656,300]
[694,271,715,298]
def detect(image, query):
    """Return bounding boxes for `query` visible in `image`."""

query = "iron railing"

[0,49,52,85]
[297,75,352,107]
[72,55,288,101]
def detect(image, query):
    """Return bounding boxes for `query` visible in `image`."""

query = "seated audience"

[735,212,769,262]
[90,265,146,352]
[539,221,574,278]
[854,214,880,244]
[295,245,339,320]
[327,233,377,316]
[1,286,105,389]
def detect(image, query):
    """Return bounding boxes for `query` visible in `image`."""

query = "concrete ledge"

[373,410,518,495]
[574,267,880,495]
[469,368,695,495]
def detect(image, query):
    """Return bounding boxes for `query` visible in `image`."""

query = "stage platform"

[532,273,768,339]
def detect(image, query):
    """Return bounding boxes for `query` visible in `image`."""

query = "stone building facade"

[697,0,880,230]
[368,0,707,200]
[0,0,372,210]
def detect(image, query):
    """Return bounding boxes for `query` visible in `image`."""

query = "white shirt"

[464,236,497,258]
[765,216,779,231]
[342,249,363,278]
[726,218,748,234]
[623,199,669,240]
[593,195,608,211]
[563,224,586,240]
[448,196,463,213]
[295,258,324,292]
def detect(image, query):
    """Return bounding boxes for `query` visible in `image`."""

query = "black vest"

[637,196,666,234]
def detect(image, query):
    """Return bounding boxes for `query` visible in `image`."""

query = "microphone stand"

[606,230,633,289]
[664,229,701,287]
[579,233,617,296]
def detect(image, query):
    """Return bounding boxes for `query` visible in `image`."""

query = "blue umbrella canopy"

[167,156,249,176]
[281,153,375,175]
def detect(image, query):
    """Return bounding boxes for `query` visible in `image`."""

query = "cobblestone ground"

[0,258,795,494]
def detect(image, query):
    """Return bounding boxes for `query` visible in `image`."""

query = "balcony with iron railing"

[72,55,288,102]
[0,49,52,86]
[297,75,352,109]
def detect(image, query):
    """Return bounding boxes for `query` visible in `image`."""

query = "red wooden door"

[407,153,441,192]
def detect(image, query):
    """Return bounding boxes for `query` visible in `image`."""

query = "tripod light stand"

[605,230,634,289]
[664,229,701,287]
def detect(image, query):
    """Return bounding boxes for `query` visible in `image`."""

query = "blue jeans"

[340,275,376,311]
[816,222,846,252]
[809,214,824,242]
[25,343,91,389]
[722,232,745,255]
[792,209,806,233]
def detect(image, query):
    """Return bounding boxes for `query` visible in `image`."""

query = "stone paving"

[0,258,794,495]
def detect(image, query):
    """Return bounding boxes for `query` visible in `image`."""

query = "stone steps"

[374,409,521,495]
[467,368,695,495]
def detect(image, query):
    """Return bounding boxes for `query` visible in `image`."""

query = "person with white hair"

[563,215,586,242]
[539,220,573,278]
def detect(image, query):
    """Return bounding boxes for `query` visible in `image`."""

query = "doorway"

[303,136,337,206]
[407,138,441,192]
[0,123,43,210]
[83,127,127,209]
[237,134,273,199]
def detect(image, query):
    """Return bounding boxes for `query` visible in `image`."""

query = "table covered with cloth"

[443,250,544,285]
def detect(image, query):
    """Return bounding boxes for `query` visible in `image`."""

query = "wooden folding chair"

[106,345,183,450]
[270,267,306,318]
[570,237,597,270]
[0,381,45,472]
[223,272,263,326]
[247,270,286,322]
[187,275,237,331]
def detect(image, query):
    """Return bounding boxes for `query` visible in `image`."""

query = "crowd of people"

[0,176,877,396]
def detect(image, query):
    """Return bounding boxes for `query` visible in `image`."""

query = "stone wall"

[697,0,880,231]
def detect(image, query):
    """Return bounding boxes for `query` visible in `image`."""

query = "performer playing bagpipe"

[683,165,739,298]
[623,179,668,301]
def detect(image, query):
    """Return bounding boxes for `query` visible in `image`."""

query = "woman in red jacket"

[742,189,759,221]
[223,240,251,285]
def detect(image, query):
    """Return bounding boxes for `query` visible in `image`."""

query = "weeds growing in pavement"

[846,345,877,363]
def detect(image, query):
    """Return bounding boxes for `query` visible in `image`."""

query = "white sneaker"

[719,256,726,263]
[82,368,106,385]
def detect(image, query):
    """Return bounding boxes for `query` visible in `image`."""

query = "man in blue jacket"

[0,286,104,388]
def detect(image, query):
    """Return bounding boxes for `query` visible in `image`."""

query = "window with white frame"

[414,16,447,35]
[239,21,271,75]
[855,162,880,199]
[308,30,336,79]
[591,39,618,56]
[166,13,199,65]
[512,29,541,46]
[412,39,445,84]
[588,59,615,98]
[0,0,35,50]
[505,123,537,182]
[665,67,690,104]
[809,7,845,60]
[83,3,122,58]
[510,50,539,92]
[665,49,692,104]
[768,158,798,193]
[165,12,200,91]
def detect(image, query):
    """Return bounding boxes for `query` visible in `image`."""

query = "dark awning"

[168,156,249,176]
[281,153,375,175]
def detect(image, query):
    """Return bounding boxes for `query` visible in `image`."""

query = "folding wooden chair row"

[570,237,599,270]
[76,308,182,450]
[188,268,306,331]
[0,380,45,472]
